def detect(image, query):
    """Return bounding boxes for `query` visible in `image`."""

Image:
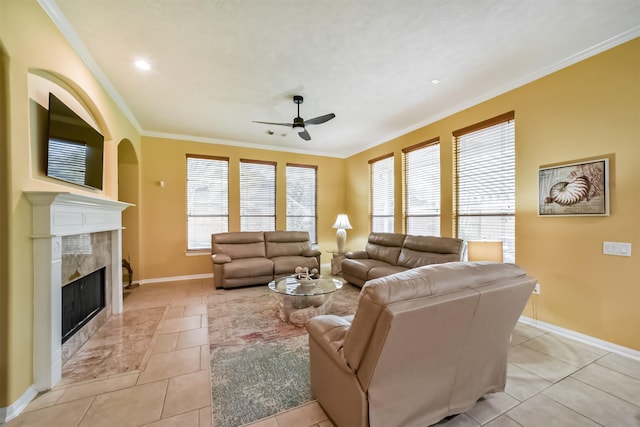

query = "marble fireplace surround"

[25,191,131,391]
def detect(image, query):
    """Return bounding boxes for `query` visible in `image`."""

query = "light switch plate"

[603,241,632,257]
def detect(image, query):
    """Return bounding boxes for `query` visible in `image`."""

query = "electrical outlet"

[533,283,541,295]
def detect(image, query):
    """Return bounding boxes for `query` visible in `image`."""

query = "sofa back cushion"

[397,235,463,269]
[211,231,266,259]
[365,233,406,265]
[265,231,311,258]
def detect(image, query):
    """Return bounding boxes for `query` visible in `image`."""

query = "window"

[454,112,515,262]
[370,154,394,232]
[403,138,440,236]
[240,160,276,231]
[186,155,228,250]
[286,164,317,242]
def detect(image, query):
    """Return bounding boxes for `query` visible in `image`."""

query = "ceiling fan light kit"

[253,95,335,141]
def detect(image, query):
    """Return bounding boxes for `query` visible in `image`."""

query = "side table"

[327,250,347,275]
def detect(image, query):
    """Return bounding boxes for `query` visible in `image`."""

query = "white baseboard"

[519,316,640,361]
[0,385,37,424]
[137,273,213,286]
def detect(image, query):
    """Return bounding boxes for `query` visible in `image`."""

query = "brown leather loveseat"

[211,231,321,289]
[308,262,536,427]
[341,232,464,287]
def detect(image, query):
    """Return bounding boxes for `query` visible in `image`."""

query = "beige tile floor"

[7,278,640,427]
[6,279,213,427]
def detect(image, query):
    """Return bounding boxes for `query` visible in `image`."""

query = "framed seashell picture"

[538,158,610,216]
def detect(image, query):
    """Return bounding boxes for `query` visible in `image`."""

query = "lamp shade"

[467,240,503,262]
[332,214,352,230]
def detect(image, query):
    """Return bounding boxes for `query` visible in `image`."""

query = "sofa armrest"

[345,251,369,259]
[302,248,321,257]
[212,253,231,264]
[308,315,354,373]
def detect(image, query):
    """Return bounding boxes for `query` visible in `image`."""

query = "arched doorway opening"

[118,139,140,286]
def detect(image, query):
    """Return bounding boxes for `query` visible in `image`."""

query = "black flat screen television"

[46,93,104,190]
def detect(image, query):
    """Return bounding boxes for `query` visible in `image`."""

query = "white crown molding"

[37,0,143,133]
[347,26,640,158]
[141,130,337,158]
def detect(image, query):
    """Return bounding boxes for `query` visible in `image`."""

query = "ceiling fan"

[253,95,335,141]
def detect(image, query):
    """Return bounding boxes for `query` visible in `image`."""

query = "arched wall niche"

[118,138,138,164]
[28,69,111,140]
[27,69,112,190]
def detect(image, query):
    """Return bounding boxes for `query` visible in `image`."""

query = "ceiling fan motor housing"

[293,117,305,130]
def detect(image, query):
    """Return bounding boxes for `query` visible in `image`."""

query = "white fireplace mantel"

[25,191,131,391]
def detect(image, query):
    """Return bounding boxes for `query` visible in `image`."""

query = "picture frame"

[538,158,609,216]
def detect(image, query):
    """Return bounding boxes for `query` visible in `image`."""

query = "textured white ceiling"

[42,0,640,157]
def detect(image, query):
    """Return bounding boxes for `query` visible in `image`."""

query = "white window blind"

[286,164,317,243]
[370,154,394,232]
[454,112,515,262]
[403,138,440,236]
[240,160,276,231]
[186,155,229,250]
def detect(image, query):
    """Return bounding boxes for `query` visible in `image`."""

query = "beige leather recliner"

[308,262,536,427]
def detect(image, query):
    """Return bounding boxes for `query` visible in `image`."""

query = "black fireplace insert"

[61,267,105,343]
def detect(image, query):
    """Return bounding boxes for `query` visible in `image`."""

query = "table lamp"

[467,240,503,262]
[332,214,352,253]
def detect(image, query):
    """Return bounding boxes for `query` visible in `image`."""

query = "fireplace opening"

[62,267,106,344]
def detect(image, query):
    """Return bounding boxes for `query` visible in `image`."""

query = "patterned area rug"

[207,282,360,427]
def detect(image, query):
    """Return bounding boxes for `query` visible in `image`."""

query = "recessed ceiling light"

[134,59,151,71]
[430,79,441,85]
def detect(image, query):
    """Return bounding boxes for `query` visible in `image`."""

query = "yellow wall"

[1,0,638,414]
[345,38,640,351]
[0,0,140,407]
[137,137,346,281]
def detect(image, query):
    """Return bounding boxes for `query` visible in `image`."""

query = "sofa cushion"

[272,255,318,275]
[368,265,407,280]
[342,258,391,282]
[397,235,462,268]
[221,275,275,289]
[404,235,463,255]
[212,232,266,259]
[265,231,312,258]
[397,250,461,269]
[221,257,273,279]
[365,232,406,265]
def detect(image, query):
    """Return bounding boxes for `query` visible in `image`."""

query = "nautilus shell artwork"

[539,159,607,216]
[545,175,591,206]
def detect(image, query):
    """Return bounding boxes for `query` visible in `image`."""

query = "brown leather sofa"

[341,232,464,287]
[211,231,321,289]
[308,262,536,427]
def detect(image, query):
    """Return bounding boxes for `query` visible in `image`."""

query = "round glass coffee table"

[268,276,343,326]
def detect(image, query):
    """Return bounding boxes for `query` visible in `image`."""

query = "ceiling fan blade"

[298,129,311,141]
[253,120,293,127]
[304,113,335,125]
